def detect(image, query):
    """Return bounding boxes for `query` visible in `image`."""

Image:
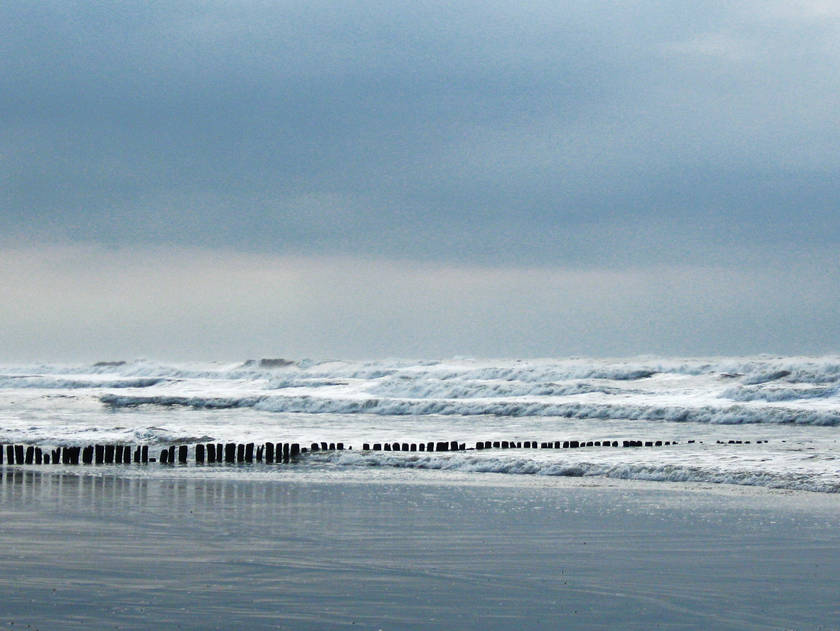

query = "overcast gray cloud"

[1,245,838,361]
[1,1,839,358]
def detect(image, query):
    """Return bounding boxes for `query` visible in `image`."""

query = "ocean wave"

[365,378,621,399]
[101,394,264,409]
[268,378,351,390]
[721,385,838,402]
[131,427,218,445]
[0,376,167,389]
[98,393,840,425]
[320,451,840,493]
[9,356,840,389]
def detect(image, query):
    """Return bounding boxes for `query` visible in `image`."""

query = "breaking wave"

[8,355,840,389]
[319,451,840,494]
[98,393,840,426]
[0,376,167,389]
[722,385,838,402]
[364,378,621,399]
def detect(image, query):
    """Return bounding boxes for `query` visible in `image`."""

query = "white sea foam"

[2,356,839,493]
[97,393,840,426]
[0,376,167,389]
[317,449,840,494]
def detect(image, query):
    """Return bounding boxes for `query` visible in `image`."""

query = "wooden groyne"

[0,438,768,466]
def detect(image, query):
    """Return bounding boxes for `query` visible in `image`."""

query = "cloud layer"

[1,2,838,357]
[1,245,837,360]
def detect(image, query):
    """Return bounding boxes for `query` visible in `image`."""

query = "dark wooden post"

[141,445,149,463]
[160,449,169,464]
[256,445,264,462]
[44,453,50,464]
[83,446,93,464]
[337,443,344,450]
[167,445,175,463]
[35,447,43,465]
[115,445,124,464]
[225,443,236,463]
[265,442,274,463]
[104,445,115,464]
[206,443,216,463]
[15,445,25,464]
[25,446,34,464]
[245,443,254,462]
[178,445,188,463]
[289,443,299,458]
[196,443,205,463]
[52,448,61,464]
[419,443,425,451]
[0,444,3,464]
[133,446,141,463]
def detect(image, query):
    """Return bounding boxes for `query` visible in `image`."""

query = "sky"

[1,0,839,360]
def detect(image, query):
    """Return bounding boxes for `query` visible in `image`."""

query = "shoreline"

[3,460,839,501]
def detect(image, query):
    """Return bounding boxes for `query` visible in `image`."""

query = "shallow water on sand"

[0,469,837,630]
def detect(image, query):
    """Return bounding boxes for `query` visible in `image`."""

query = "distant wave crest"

[0,376,167,389]
[98,393,840,426]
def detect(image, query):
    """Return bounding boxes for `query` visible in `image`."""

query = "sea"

[1,355,839,493]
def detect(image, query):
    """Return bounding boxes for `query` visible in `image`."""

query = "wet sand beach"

[1,468,838,630]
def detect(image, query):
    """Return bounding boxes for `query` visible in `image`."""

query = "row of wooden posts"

[0,443,302,466]
[0,438,767,466]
